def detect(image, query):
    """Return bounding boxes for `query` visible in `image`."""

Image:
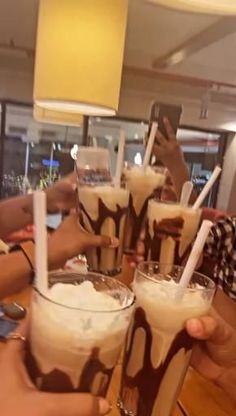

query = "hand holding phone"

[148,102,182,138]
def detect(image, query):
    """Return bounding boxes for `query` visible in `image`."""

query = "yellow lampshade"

[147,0,236,15]
[34,0,128,116]
[33,106,83,126]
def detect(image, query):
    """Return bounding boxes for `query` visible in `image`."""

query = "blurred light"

[34,0,128,115]
[70,144,79,160]
[96,117,101,123]
[34,105,82,126]
[52,143,56,151]
[42,159,59,167]
[134,133,139,139]
[57,143,62,151]
[31,142,35,148]
[134,152,142,166]
[105,135,113,142]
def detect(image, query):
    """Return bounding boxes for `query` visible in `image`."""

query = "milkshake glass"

[118,262,215,416]
[27,271,135,396]
[76,147,112,184]
[123,165,166,254]
[146,200,201,270]
[78,183,129,275]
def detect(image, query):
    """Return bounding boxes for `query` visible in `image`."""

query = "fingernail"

[109,237,119,248]
[189,318,202,335]
[99,398,112,415]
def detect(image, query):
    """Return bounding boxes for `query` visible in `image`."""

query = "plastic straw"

[180,181,193,207]
[143,122,158,169]
[33,190,48,294]
[114,129,125,187]
[179,220,213,288]
[193,166,222,210]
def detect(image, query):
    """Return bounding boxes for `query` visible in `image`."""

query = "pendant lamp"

[34,0,128,116]
[34,106,83,126]
[147,1,236,15]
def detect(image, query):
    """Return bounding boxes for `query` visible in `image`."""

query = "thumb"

[42,392,111,416]
[85,234,119,249]
[186,316,231,344]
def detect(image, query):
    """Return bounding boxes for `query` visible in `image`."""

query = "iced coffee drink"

[118,262,215,416]
[123,165,166,254]
[146,200,201,268]
[27,271,134,396]
[78,184,129,275]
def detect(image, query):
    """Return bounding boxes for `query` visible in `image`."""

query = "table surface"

[1,286,235,416]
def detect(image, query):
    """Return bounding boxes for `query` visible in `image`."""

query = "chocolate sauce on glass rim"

[144,216,192,265]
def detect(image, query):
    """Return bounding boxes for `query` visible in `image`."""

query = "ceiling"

[1,0,236,131]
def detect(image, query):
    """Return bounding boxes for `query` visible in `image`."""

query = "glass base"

[117,397,136,416]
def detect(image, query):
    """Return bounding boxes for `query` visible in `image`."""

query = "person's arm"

[0,194,34,240]
[0,214,116,299]
[152,118,194,201]
[0,173,76,240]
[186,305,236,404]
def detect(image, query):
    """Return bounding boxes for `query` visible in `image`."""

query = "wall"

[217,133,236,213]
[0,68,33,102]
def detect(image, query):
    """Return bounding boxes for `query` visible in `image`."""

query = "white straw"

[179,220,213,288]
[180,181,193,207]
[114,129,125,187]
[92,137,98,147]
[33,190,48,294]
[143,122,158,169]
[193,166,222,210]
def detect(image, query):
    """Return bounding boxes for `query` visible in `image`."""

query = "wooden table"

[2,287,235,416]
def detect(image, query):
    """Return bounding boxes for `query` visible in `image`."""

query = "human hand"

[0,322,111,416]
[48,214,119,269]
[152,118,183,167]
[46,173,77,213]
[186,312,236,400]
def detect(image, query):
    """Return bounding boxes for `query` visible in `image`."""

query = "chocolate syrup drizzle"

[80,197,128,268]
[144,216,191,265]
[26,346,113,397]
[120,308,193,416]
[126,187,162,252]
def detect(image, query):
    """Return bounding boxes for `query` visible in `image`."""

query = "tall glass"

[78,183,130,275]
[118,262,215,416]
[27,271,135,396]
[123,165,166,254]
[76,146,112,183]
[146,200,201,270]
